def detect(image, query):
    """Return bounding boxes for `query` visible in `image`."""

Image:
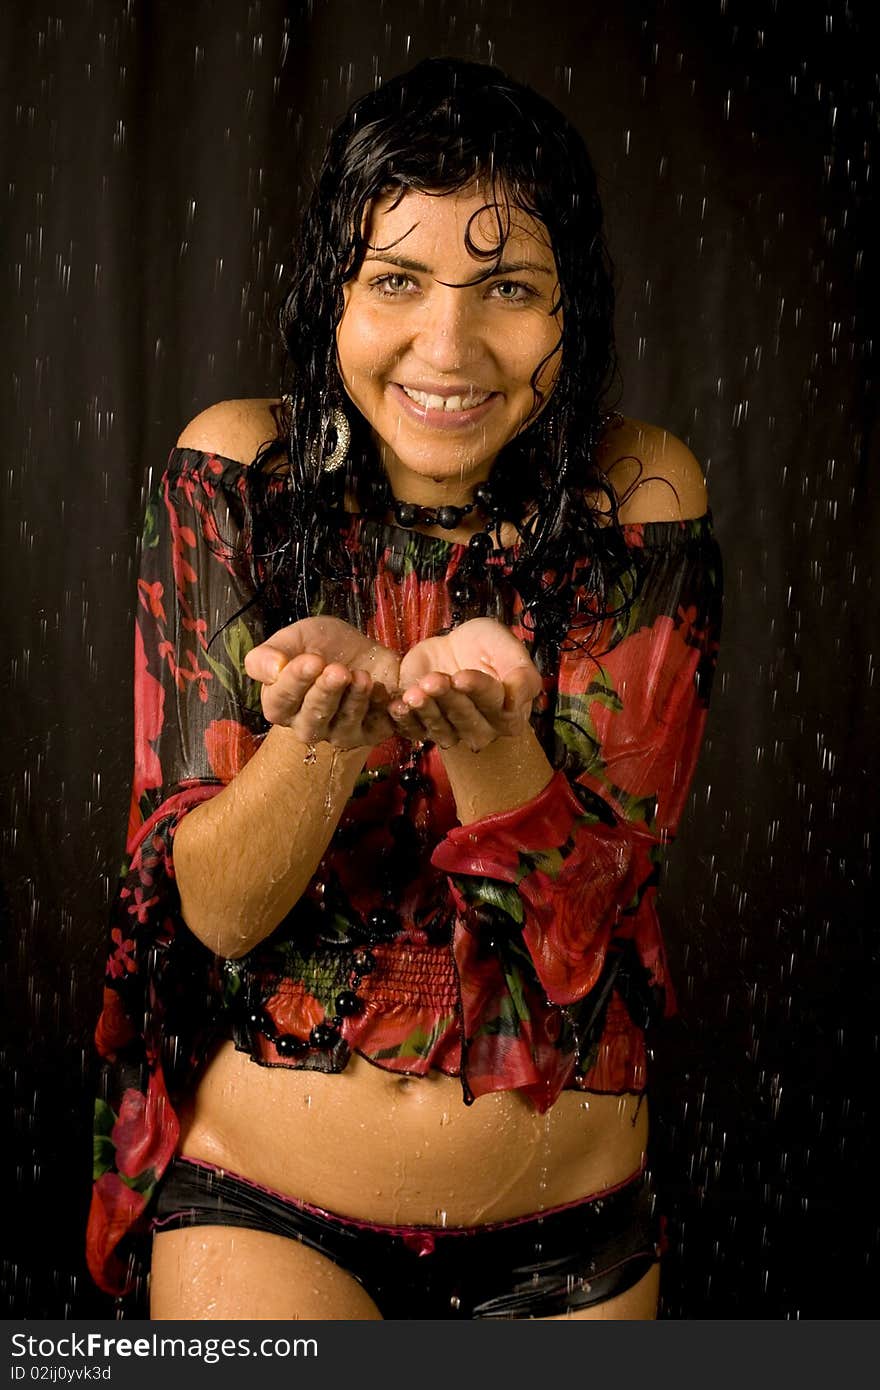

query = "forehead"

[362,185,556,264]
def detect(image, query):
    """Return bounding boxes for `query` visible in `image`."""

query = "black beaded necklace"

[391,498,475,530]
[388,480,505,544]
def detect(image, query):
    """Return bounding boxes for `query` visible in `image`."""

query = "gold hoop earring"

[322,407,351,474]
[308,406,351,474]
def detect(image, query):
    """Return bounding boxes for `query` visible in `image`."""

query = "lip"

[390,382,499,430]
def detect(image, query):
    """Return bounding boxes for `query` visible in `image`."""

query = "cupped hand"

[391,619,542,751]
[243,617,400,749]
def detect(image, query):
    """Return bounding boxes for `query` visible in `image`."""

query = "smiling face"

[336,185,563,506]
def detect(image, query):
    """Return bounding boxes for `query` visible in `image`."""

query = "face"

[336,185,563,503]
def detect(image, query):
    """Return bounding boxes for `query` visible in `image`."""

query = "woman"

[87,57,721,1320]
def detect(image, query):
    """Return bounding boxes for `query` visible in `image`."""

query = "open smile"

[389,382,500,429]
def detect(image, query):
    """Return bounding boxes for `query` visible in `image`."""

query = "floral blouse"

[87,446,722,1295]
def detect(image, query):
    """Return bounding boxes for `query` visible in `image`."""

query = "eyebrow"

[362,253,553,277]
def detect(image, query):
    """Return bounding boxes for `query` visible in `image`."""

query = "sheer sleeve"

[431,515,722,1111]
[87,448,275,1295]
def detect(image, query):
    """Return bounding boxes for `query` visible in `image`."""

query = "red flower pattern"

[137,578,166,621]
[590,615,704,830]
[110,1076,179,1180]
[88,448,721,1295]
[94,986,136,1056]
[86,1173,148,1293]
[131,620,164,806]
[107,927,137,979]
[204,718,261,782]
[125,885,160,925]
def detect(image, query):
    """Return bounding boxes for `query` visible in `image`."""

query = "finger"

[502,665,543,710]
[367,680,391,709]
[265,662,349,731]
[449,669,505,712]
[336,669,383,723]
[483,650,539,693]
[245,616,334,681]
[259,654,326,724]
[305,663,351,708]
[295,666,353,739]
[456,660,537,710]
[276,652,326,688]
[412,672,453,701]
[448,672,525,735]
[326,671,373,745]
[245,642,292,684]
[394,671,456,704]
[429,688,498,750]
[388,702,430,744]
[399,689,458,748]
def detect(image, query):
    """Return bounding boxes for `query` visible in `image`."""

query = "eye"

[370,272,417,297]
[490,280,537,304]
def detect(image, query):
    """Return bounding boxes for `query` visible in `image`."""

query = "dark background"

[1,0,876,1319]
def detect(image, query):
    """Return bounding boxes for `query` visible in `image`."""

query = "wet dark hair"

[251,56,636,660]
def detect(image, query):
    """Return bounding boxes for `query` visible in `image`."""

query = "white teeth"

[401,386,491,411]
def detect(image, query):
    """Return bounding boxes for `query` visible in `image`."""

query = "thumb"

[504,665,542,710]
[244,642,290,684]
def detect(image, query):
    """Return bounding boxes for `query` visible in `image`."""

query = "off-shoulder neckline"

[167,444,715,550]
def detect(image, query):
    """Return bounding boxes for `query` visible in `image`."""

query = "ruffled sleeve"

[431,514,722,1112]
[87,448,273,1296]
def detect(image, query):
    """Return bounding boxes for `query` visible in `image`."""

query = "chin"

[414,459,491,486]
[384,443,492,483]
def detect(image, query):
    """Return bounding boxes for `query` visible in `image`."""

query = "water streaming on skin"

[324,748,341,819]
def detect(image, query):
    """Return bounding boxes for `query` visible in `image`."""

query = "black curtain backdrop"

[1,0,876,1319]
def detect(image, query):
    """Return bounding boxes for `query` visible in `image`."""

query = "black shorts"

[152,1156,661,1319]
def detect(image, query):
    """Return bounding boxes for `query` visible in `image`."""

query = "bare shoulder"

[594,414,708,523]
[175,397,285,465]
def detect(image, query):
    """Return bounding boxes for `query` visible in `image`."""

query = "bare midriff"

[176,1040,647,1226]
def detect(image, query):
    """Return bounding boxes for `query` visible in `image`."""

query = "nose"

[412,288,482,373]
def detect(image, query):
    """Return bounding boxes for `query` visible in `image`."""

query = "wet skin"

[336,185,563,517]
[153,192,671,1316]
[154,1047,653,1320]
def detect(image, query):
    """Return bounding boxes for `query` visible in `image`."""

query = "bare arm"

[392,622,553,823]
[169,401,398,958]
[176,618,400,958]
[173,729,369,958]
[393,420,709,826]
[439,724,553,823]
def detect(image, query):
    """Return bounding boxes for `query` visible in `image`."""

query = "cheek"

[504,336,560,401]
[337,306,397,387]
[336,318,364,391]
